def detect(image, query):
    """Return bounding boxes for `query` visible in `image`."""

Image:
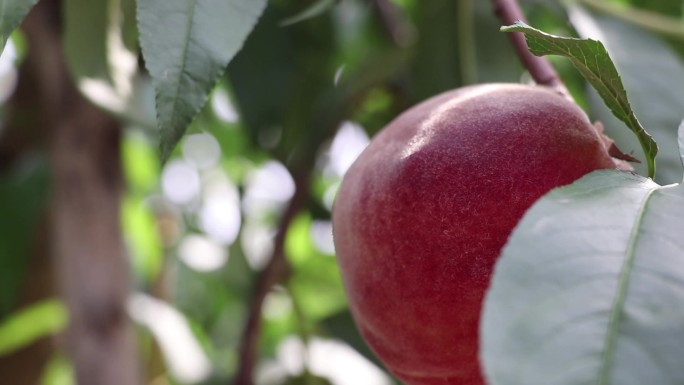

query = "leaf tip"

[500,20,529,33]
[158,145,171,167]
[158,131,176,167]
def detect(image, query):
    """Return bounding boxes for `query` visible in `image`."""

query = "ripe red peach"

[332,84,615,385]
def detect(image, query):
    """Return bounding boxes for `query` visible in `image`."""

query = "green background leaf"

[280,0,336,27]
[0,299,67,356]
[0,0,38,53]
[63,0,111,82]
[63,0,155,128]
[138,0,267,161]
[482,170,684,385]
[0,157,49,318]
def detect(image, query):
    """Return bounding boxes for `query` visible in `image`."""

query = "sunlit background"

[3,0,682,384]
[114,75,380,384]
[118,87,380,384]
[0,2,387,381]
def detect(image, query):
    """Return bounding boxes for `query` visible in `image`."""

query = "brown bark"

[12,1,141,384]
[232,174,308,385]
[50,92,139,385]
[492,0,571,99]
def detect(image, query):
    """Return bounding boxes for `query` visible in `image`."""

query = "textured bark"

[51,92,139,385]
[0,2,59,383]
[16,1,140,384]
[492,0,570,99]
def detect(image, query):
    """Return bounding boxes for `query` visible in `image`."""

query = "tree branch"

[492,0,571,98]
[492,0,636,167]
[577,0,684,40]
[232,172,310,385]
[372,0,415,47]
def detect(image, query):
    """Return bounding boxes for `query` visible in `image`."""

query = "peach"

[332,84,615,385]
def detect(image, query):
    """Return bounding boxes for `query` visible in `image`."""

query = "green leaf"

[0,300,68,356]
[63,0,151,127]
[285,215,346,322]
[280,0,335,27]
[576,0,684,39]
[138,0,267,162]
[228,2,408,167]
[41,355,74,385]
[482,170,684,385]
[122,131,159,194]
[0,0,38,53]
[282,375,333,385]
[226,3,337,165]
[0,157,49,318]
[472,0,519,84]
[501,21,658,179]
[63,0,112,82]
[410,0,462,102]
[568,5,684,185]
[122,197,162,283]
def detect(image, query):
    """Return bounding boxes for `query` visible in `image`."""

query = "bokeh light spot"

[161,160,200,205]
[178,234,228,272]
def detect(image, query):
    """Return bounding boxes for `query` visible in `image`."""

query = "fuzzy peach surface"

[332,84,615,385]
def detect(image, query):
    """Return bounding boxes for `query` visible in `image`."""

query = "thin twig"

[493,0,636,166]
[492,0,571,99]
[232,5,410,378]
[577,0,684,40]
[373,0,415,47]
[232,172,310,385]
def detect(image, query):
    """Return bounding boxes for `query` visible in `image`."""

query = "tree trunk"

[16,1,140,384]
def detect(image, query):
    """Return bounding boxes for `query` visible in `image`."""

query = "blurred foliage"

[1,0,684,384]
[41,355,74,385]
[0,299,66,356]
[0,156,49,317]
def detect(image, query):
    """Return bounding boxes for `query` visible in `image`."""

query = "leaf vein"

[597,184,659,384]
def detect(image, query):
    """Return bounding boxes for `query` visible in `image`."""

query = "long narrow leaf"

[0,300,67,356]
[280,0,335,26]
[502,22,657,178]
[568,5,684,185]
